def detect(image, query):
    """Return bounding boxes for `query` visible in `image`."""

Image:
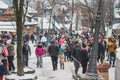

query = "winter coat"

[41,36,47,42]
[22,44,31,55]
[99,40,106,53]
[0,62,7,75]
[59,38,65,45]
[108,42,117,53]
[7,44,15,56]
[35,45,44,56]
[72,46,81,61]
[80,48,89,63]
[59,53,64,64]
[48,44,59,57]
[59,44,66,53]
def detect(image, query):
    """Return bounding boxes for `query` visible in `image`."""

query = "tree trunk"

[16,13,24,76]
[70,0,74,31]
[13,0,24,76]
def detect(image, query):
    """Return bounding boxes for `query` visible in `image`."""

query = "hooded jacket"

[72,46,81,61]
[48,44,59,57]
[35,45,44,56]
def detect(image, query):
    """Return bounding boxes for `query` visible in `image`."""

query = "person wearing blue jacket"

[0,61,7,80]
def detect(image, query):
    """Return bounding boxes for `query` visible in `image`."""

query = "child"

[59,53,64,70]
[0,61,8,80]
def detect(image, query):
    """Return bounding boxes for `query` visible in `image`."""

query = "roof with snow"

[0,1,9,9]
[0,21,16,32]
[0,21,15,26]
[27,7,37,14]
[26,13,33,18]
[24,21,38,26]
[0,0,12,7]
[113,23,120,29]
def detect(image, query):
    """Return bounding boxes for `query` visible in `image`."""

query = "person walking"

[80,46,89,74]
[108,38,117,67]
[72,41,81,75]
[0,60,8,80]
[59,52,65,70]
[41,35,47,48]
[98,37,107,64]
[48,41,59,71]
[0,43,8,72]
[7,41,15,72]
[35,42,44,68]
[22,41,31,67]
[31,34,35,44]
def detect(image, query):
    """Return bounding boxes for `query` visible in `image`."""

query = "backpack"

[2,47,8,57]
[66,45,70,52]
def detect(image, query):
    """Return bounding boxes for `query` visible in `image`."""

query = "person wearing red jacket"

[35,42,45,68]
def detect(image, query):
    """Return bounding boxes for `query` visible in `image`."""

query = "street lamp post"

[87,0,102,76]
[70,0,74,31]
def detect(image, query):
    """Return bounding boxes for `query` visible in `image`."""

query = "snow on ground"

[12,41,77,80]
[28,42,75,80]
[5,41,115,80]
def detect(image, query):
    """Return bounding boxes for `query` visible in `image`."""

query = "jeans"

[23,54,29,67]
[60,63,64,69]
[37,56,43,68]
[74,61,80,75]
[64,52,69,61]
[109,52,116,66]
[8,56,15,71]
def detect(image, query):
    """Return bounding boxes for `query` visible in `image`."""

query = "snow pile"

[13,67,35,73]
[5,74,37,80]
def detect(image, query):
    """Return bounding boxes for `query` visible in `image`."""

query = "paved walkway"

[6,41,116,80]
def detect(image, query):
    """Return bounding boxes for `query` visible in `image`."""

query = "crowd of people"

[0,30,118,79]
[33,30,118,77]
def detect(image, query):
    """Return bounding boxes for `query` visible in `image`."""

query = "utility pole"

[41,16,43,34]
[75,8,78,31]
[87,0,102,76]
[41,1,44,34]
[48,14,51,33]
[70,0,74,31]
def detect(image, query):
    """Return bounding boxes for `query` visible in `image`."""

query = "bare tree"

[79,0,97,32]
[79,0,114,32]
[13,0,29,76]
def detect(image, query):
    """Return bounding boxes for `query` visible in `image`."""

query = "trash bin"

[96,63,111,80]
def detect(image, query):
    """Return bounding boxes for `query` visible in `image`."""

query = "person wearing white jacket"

[41,35,47,48]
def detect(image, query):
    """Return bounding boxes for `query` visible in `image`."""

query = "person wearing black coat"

[48,41,59,71]
[22,41,31,67]
[72,41,81,75]
[98,38,106,64]
[80,47,89,74]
